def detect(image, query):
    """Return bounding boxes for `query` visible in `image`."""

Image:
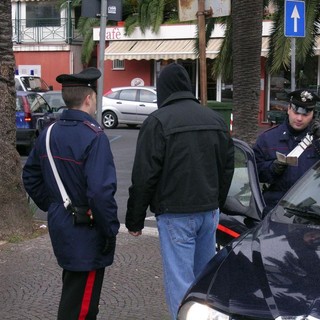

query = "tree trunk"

[232,0,263,146]
[0,0,33,240]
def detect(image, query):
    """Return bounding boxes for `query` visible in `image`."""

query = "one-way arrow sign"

[285,0,305,37]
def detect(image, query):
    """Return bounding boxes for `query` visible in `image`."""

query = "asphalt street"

[2,126,169,320]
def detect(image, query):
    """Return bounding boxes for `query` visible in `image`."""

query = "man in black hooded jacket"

[125,62,234,319]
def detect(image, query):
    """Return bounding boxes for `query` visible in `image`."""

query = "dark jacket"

[126,63,234,232]
[23,109,119,271]
[253,119,320,210]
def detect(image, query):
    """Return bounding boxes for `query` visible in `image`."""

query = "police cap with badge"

[289,89,320,115]
[56,67,101,91]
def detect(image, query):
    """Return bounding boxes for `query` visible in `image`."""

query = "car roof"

[39,90,62,95]
[16,90,37,97]
[110,86,156,91]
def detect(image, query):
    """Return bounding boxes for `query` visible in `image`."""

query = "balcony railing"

[12,18,83,44]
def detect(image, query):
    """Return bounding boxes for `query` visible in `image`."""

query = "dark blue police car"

[16,91,65,153]
[178,139,320,320]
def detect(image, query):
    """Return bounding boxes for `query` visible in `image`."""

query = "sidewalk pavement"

[0,225,170,320]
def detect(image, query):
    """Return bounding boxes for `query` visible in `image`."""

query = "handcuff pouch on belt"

[67,205,94,226]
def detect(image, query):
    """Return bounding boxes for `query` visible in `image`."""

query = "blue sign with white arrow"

[285,0,305,37]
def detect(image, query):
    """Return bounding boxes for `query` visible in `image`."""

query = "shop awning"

[104,39,223,61]
[104,37,274,60]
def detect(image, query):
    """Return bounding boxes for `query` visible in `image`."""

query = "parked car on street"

[16,91,62,153]
[15,74,52,92]
[178,139,320,320]
[102,86,157,129]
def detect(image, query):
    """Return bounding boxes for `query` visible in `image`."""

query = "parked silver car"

[102,86,157,129]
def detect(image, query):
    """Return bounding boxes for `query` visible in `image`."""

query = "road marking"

[108,135,122,143]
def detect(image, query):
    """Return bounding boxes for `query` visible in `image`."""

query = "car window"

[106,91,119,99]
[225,145,252,213]
[27,94,50,113]
[20,76,49,92]
[274,161,320,225]
[16,97,23,112]
[222,139,265,221]
[42,94,65,111]
[119,89,137,101]
[15,78,23,91]
[139,89,156,103]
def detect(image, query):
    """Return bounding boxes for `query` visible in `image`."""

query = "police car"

[178,139,320,320]
[16,91,63,153]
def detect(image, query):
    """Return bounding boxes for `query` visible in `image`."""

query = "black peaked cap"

[56,67,101,89]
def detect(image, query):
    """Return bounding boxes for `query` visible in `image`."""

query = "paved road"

[0,226,169,320]
[6,126,169,320]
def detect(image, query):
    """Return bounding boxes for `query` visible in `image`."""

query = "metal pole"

[67,0,72,44]
[291,37,296,92]
[96,0,108,127]
[198,0,207,106]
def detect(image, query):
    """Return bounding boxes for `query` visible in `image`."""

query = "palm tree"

[0,0,33,239]
[124,0,177,35]
[232,0,264,145]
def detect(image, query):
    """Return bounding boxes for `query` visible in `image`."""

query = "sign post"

[81,0,122,126]
[96,0,108,127]
[284,0,305,92]
[178,0,231,106]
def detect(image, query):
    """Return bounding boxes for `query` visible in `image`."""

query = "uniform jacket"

[126,63,234,232]
[253,119,320,210]
[23,109,119,271]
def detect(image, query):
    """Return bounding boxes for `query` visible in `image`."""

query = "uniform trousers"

[57,268,105,320]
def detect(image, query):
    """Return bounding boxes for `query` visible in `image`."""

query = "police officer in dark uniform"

[23,68,119,320]
[253,89,320,214]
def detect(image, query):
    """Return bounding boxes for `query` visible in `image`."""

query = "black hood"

[156,62,198,108]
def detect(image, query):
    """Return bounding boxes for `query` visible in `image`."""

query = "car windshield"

[20,76,50,92]
[273,161,320,224]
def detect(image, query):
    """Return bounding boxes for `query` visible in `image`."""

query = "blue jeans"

[156,210,219,320]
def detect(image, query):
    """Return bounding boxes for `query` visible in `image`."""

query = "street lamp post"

[96,0,108,127]
[197,0,207,106]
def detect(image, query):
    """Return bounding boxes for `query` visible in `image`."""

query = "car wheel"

[102,111,118,129]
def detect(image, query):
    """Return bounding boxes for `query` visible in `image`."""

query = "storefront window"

[26,1,60,27]
[221,80,233,102]
[266,56,319,123]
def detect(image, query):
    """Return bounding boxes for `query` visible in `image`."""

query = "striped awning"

[104,37,275,60]
[104,39,223,61]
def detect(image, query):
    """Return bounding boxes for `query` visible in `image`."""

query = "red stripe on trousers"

[78,270,96,320]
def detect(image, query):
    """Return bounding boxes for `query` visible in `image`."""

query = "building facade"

[11,0,83,90]
[11,0,320,126]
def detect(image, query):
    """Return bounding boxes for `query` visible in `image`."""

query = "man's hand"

[311,119,320,139]
[271,159,288,175]
[128,230,142,237]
